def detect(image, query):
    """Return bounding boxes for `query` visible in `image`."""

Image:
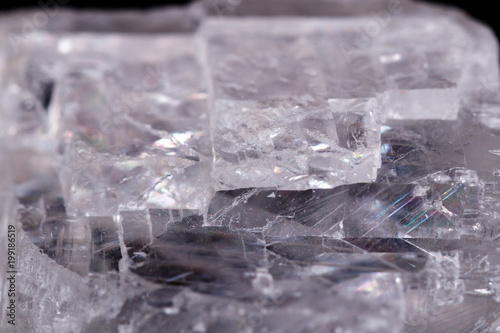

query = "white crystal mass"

[1,1,500,332]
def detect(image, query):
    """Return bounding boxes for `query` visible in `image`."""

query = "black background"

[0,0,498,41]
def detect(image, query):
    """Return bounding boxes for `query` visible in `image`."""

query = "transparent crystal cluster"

[1,1,500,332]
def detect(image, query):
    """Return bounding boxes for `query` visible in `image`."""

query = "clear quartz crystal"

[1,1,500,332]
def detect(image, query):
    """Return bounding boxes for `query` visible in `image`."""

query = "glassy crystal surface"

[1,1,500,332]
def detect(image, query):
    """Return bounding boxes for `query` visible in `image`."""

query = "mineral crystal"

[1,1,500,332]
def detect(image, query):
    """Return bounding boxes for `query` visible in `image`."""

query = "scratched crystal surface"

[1,0,500,332]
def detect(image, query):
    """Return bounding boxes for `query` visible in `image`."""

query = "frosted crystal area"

[1,1,500,332]
[211,97,380,190]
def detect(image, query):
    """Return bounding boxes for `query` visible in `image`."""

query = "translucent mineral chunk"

[378,88,459,120]
[211,97,381,190]
[1,1,500,332]
[46,34,213,216]
[207,168,484,240]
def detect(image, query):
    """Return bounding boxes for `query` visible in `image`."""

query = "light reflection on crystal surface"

[1,0,500,332]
